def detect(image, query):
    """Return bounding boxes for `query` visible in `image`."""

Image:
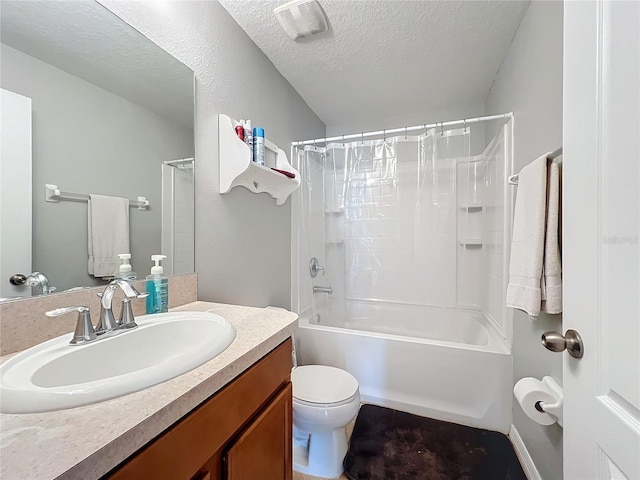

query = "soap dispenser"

[146,254,168,314]
[114,253,137,281]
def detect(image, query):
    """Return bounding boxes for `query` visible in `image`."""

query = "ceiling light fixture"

[274,0,329,40]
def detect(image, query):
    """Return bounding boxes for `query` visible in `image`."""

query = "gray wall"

[100,1,326,309]
[326,101,486,137]
[326,101,488,156]
[1,44,194,291]
[485,1,564,479]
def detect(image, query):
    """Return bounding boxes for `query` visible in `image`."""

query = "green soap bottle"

[146,254,168,314]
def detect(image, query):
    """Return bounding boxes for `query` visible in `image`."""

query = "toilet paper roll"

[513,377,558,426]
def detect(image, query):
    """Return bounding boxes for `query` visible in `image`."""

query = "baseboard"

[509,424,542,480]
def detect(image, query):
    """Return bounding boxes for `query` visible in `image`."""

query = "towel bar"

[45,184,149,211]
[508,147,562,186]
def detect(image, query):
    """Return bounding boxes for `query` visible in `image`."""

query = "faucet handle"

[309,257,325,278]
[118,298,138,329]
[46,306,97,345]
[116,281,149,329]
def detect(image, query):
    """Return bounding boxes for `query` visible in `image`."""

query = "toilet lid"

[292,365,359,404]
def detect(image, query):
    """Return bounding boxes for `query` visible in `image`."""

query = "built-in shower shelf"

[325,208,345,214]
[458,238,483,246]
[218,114,300,206]
[458,204,483,210]
[325,239,344,245]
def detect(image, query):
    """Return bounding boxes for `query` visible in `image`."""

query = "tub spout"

[313,286,333,294]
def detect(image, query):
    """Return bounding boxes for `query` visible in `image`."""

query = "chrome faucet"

[44,280,148,346]
[45,280,149,345]
[9,272,55,295]
[26,272,54,294]
[96,279,149,333]
[313,286,333,294]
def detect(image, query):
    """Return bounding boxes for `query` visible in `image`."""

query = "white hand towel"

[542,161,562,313]
[88,194,130,277]
[506,154,548,316]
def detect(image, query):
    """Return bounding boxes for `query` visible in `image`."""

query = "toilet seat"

[292,365,359,406]
[293,392,359,408]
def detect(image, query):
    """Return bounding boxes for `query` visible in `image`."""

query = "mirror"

[0,1,195,298]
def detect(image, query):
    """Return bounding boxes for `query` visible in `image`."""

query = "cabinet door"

[106,339,292,480]
[224,383,292,480]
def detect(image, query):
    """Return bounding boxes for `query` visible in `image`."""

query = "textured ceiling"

[1,0,194,128]
[219,0,530,127]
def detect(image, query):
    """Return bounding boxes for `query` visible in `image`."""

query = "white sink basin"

[0,311,236,414]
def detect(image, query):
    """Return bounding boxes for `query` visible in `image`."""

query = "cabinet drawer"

[107,338,292,480]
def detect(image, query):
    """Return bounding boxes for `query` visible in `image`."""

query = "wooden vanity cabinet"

[106,338,293,480]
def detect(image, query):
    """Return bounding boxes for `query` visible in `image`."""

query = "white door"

[0,89,32,298]
[563,1,640,479]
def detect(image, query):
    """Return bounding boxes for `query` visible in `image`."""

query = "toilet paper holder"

[536,376,564,427]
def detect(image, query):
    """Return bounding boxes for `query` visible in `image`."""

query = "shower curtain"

[298,128,471,311]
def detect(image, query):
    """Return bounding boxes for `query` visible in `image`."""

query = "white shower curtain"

[299,128,471,310]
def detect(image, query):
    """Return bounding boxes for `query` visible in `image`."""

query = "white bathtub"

[295,300,512,433]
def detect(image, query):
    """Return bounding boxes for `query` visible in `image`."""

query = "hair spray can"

[253,127,265,165]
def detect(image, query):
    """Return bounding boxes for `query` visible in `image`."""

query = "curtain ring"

[405,126,408,140]
[342,134,345,147]
[383,129,386,143]
[361,132,364,145]
[423,124,427,135]
[440,123,444,136]
[463,119,467,133]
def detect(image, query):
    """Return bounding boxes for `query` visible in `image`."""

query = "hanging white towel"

[88,194,130,277]
[542,161,562,314]
[506,154,548,316]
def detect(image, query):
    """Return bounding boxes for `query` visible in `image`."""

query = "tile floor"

[292,418,356,480]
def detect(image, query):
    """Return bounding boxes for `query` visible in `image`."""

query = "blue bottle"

[146,255,168,314]
[253,127,265,165]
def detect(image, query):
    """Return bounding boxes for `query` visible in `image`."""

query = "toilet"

[291,365,360,478]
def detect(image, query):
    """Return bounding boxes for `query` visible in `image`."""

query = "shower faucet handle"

[309,257,325,278]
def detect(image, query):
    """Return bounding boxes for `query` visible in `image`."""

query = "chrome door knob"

[9,274,27,285]
[541,329,584,358]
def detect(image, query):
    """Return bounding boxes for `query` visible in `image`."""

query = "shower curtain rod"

[291,112,513,147]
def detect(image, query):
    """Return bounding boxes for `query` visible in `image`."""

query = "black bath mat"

[344,404,526,480]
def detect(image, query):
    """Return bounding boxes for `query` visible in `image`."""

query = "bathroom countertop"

[0,301,298,480]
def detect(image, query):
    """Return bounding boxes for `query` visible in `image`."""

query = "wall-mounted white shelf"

[218,114,300,206]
